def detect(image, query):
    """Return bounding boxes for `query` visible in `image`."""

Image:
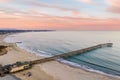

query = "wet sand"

[0,33,120,80]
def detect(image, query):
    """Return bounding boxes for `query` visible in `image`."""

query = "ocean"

[4,31,120,77]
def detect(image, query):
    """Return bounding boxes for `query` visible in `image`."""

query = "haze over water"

[5,31,120,77]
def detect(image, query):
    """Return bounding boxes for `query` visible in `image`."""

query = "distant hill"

[0,30,55,34]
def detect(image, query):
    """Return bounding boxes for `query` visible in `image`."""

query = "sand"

[0,33,120,80]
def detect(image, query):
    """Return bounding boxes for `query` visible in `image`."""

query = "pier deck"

[30,43,113,65]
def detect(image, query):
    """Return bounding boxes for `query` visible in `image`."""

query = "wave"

[57,58,120,79]
[16,43,52,57]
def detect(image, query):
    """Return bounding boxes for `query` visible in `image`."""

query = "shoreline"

[0,33,120,80]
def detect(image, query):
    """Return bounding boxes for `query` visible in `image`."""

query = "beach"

[0,33,120,80]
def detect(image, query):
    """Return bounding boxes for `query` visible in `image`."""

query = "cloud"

[6,19,120,30]
[0,0,81,18]
[107,0,120,13]
[0,7,26,14]
[0,12,120,30]
[0,0,119,30]
[0,0,11,2]
[107,0,120,7]
[108,6,120,13]
[22,0,81,15]
[0,11,23,19]
[77,0,93,4]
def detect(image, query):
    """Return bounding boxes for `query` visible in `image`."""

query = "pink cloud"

[0,14,120,30]
[24,0,81,15]
[108,6,120,13]
[0,2,119,30]
[0,0,11,2]
[77,0,93,4]
[107,0,120,13]
[107,0,120,7]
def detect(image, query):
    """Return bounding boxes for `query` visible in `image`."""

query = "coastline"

[0,33,120,80]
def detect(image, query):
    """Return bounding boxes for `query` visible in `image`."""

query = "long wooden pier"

[30,43,113,65]
[0,43,113,77]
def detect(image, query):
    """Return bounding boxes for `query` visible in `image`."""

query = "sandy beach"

[0,33,120,80]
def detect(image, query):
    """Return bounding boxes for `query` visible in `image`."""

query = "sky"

[0,0,120,30]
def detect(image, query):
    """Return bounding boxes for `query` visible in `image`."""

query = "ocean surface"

[4,31,120,77]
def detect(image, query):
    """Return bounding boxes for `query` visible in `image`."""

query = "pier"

[0,43,113,77]
[30,43,113,65]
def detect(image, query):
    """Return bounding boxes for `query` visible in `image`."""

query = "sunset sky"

[0,0,120,30]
